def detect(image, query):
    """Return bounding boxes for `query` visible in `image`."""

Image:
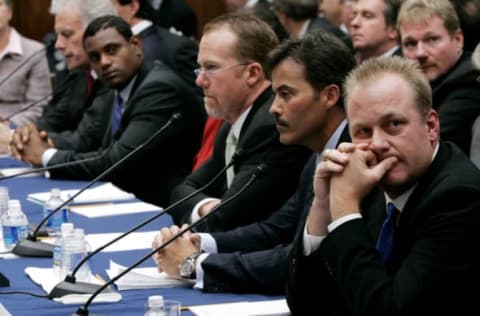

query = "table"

[0,158,285,315]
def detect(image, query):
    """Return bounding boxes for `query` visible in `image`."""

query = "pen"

[181,306,189,311]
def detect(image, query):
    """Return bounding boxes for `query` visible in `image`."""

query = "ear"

[425,109,440,145]
[452,28,464,53]
[386,23,398,42]
[321,84,341,110]
[131,0,140,18]
[130,35,143,57]
[245,62,264,86]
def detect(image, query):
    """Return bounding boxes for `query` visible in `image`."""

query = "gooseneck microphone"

[12,113,182,258]
[48,148,244,299]
[73,164,266,316]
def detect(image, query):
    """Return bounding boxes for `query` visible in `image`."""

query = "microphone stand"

[72,164,266,316]
[48,149,244,298]
[12,113,181,257]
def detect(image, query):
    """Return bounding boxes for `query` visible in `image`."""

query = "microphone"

[11,113,182,258]
[72,163,267,316]
[48,147,245,298]
[0,155,106,181]
[0,40,55,89]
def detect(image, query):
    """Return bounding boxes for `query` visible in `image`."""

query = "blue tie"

[376,202,399,265]
[111,94,123,139]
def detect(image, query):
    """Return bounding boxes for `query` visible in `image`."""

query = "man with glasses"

[166,12,311,233]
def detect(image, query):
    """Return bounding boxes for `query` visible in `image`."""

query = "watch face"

[179,259,194,278]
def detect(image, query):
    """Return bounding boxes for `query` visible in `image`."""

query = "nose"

[350,14,360,27]
[100,54,112,68]
[195,71,208,88]
[414,42,428,58]
[369,130,389,153]
[269,95,282,116]
[55,36,65,50]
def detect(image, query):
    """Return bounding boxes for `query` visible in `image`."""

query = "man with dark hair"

[166,12,311,233]
[153,30,355,294]
[110,0,199,89]
[271,0,352,48]
[11,15,205,207]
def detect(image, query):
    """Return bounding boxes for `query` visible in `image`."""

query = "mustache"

[274,117,288,126]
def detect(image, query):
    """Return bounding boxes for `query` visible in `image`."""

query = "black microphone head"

[171,112,182,122]
[255,163,268,177]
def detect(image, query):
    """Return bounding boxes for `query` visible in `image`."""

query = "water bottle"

[2,200,28,250]
[60,228,90,281]
[52,222,74,279]
[145,295,166,316]
[0,186,9,240]
[43,188,68,236]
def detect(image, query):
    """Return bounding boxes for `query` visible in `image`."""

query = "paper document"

[189,299,290,316]
[0,167,41,178]
[27,182,135,205]
[85,231,158,252]
[24,266,121,304]
[106,260,191,290]
[0,303,12,316]
[70,201,162,218]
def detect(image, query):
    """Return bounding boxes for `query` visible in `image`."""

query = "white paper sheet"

[0,303,12,316]
[70,201,162,218]
[27,182,135,206]
[105,260,191,290]
[24,266,121,304]
[0,167,41,178]
[85,231,158,252]
[188,299,290,316]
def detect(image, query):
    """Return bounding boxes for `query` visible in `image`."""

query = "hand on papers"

[152,224,200,276]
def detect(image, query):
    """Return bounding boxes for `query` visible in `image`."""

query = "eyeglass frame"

[194,62,250,78]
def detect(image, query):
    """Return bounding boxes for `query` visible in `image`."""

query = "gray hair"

[49,0,116,27]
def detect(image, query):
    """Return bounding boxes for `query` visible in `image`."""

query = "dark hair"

[203,12,279,70]
[271,0,319,21]
[265,30,356,108]
[384,0,404,27]
[117,0,159,23]
[83,15,133,46]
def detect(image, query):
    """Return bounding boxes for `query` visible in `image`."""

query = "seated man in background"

[398,0,480,157]
[0,0,51,151]
[168,13,311,233]
[287,56,480,315]
[11,15,205,207]
[153,30,355,294]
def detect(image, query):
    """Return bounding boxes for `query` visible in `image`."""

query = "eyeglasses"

[194,63,249,78]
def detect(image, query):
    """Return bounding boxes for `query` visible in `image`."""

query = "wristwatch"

[179,251,202,279]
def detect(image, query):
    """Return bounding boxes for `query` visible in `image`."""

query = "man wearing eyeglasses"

[166,12,311,233]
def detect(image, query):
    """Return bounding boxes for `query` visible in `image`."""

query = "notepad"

[105,260,192,290]
[27,182,135,205]
[70,201,161,218]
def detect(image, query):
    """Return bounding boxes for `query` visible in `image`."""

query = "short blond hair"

[344,56,432,118]
[397,0,460,37]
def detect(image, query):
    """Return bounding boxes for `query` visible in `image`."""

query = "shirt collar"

[230,106,252,141]
[245,0,259,7]
[297,19,311,39]
[316,119,348,164]
[117,74,137,104]
[0,28,23,60]
[131,20,153,36]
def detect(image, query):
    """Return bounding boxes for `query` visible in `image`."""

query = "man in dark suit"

[287,56,480,315]
[150,0,197,39]
[167,13,311,233]
[111,0,199,90]
[398,0,480,156]
[152,31,355,293]
[11,16,205,207]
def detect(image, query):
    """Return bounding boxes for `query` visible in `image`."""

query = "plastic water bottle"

[52,222,74,279]
[0,186,9,241]
[43,188,68,236]
[145,295,166,316]
[60,228,90,281]
[2,200,28,250]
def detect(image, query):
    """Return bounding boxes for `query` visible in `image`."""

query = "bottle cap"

[60,222,74,233]
[148,295,164,308]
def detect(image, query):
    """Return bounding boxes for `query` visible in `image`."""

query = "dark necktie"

[111,94,123,140]
[376,202,399,265]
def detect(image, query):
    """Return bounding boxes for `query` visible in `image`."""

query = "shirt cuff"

[198,233,217,254]
[193,253,209,290]
[327,213,362,232]
[42,148,57,167]
[302,224,326,256]
[190,198,218,223]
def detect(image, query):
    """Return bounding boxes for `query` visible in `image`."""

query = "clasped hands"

[152,224,201,278]
[9,123,53,166]
[307,143,397,235]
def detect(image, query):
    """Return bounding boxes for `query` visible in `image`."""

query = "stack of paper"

[27,182,135,205]
[24,267,121,304]
[188,299,290,316]
[70,201,161,218]
[106,260,192,290]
